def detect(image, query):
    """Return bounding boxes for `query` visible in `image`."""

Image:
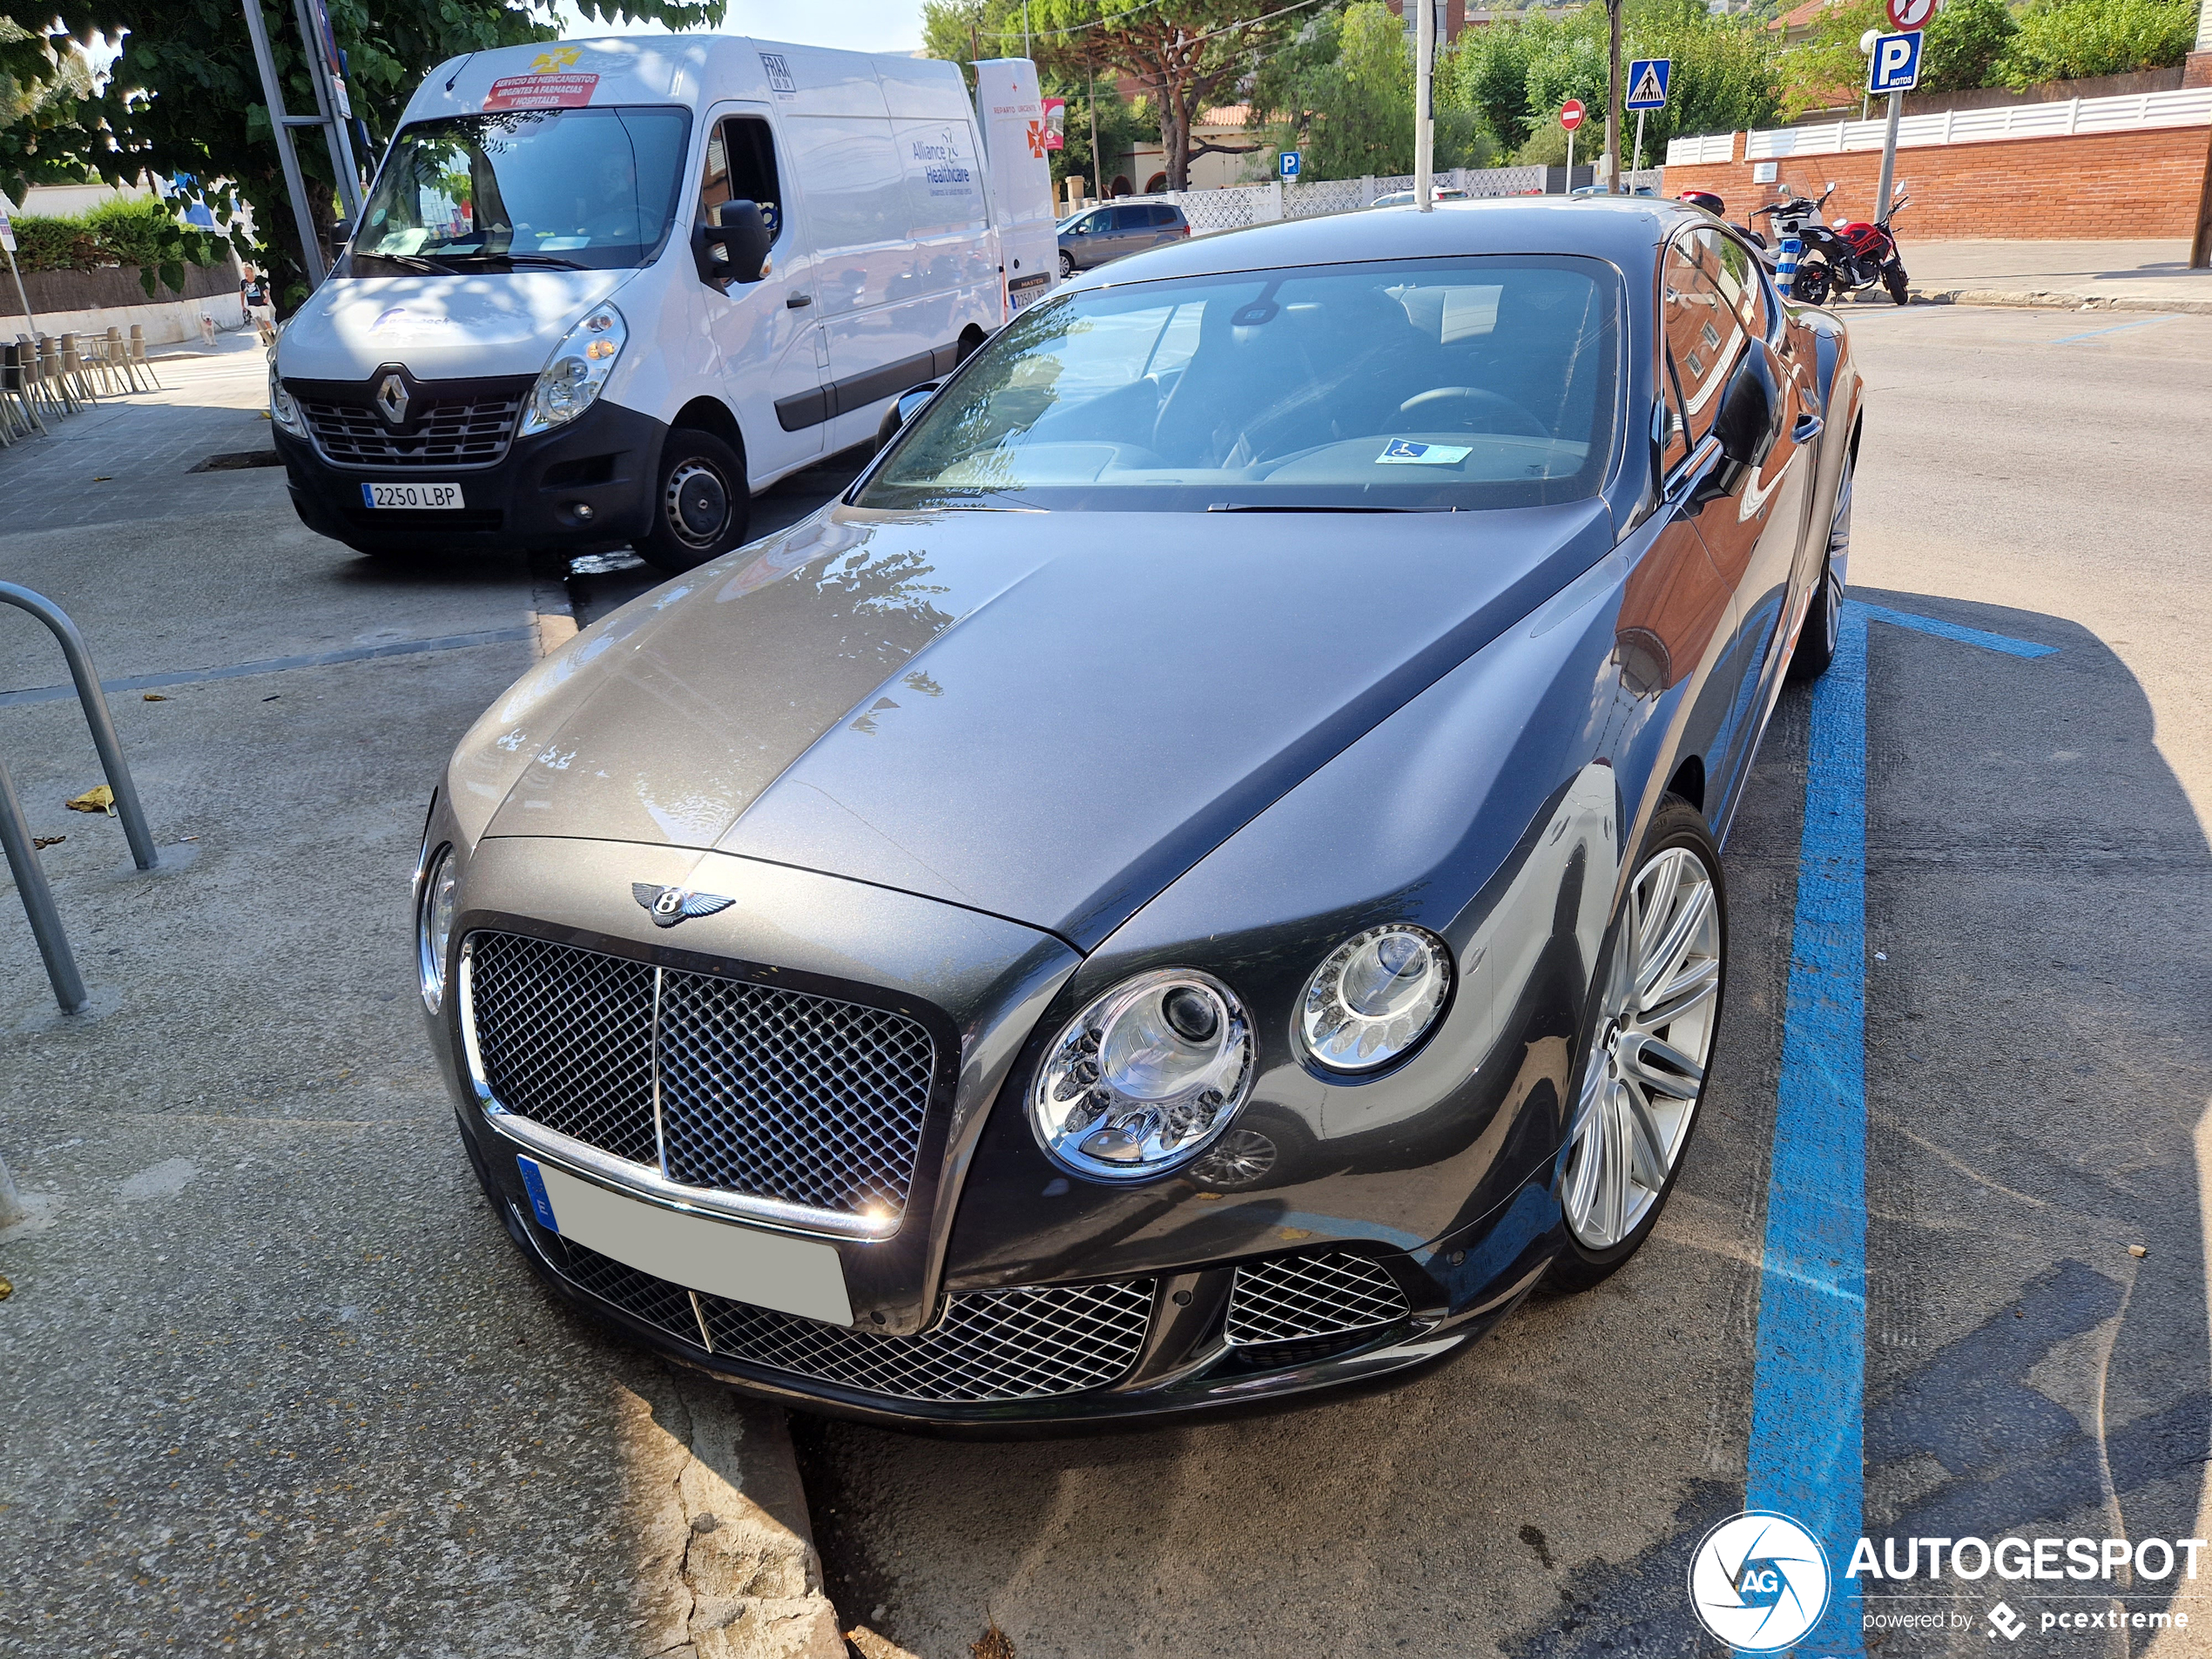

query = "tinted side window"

[1148,204,1176,227]
[699,115,784,252]
[1662,235,1744,448]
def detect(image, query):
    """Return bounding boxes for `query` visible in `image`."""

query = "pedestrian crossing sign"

[1625,57,1671,111]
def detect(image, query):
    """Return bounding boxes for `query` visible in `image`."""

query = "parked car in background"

[1569,183,1658,198]
[1371,186,1472,207]
[1058,200,1190,276]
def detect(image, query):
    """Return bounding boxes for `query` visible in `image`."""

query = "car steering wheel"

[1397,387,1551,440]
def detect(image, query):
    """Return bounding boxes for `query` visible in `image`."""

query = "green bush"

[4,196,231,295]
[1993,0,2199,91]
[1919,0,2019,93]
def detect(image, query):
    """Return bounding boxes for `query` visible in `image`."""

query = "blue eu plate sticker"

[516,1156,560,1231]
[1378,439,1473,465]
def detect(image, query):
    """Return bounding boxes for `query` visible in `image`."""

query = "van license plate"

[361,481,463,510]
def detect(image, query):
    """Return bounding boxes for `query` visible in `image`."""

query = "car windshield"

[857,255,1621,514]
[352,106,691,273]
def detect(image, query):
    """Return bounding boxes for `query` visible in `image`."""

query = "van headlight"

[269,365,305,437]
[521,303,625,435]
[1300,925,1453,1072]
[417,845,459,1013]
[1030,969,1254,1181]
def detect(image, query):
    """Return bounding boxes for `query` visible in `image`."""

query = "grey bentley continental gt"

[418,198,1861,1428]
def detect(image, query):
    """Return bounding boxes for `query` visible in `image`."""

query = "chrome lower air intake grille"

[465,932,937,1221]
[1224,1251,1412,1346]
[531,1224,1154,1403]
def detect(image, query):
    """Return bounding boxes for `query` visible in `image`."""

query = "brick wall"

[1665,125,2212,240]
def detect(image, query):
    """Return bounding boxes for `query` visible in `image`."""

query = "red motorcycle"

[1792,191,1912,307]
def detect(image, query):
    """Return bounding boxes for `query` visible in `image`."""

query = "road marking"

[2047,314,2181,345]
[1746,598,2055,1656]
[0,626,533,708]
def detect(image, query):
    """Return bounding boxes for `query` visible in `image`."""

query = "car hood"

[451,499,1615,948]
[277,268,633,381]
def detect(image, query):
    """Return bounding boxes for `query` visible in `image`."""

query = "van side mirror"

[328,217,354,260]
[694,199,772,286]
[1695,343,1783,501]
[874,381,941,452]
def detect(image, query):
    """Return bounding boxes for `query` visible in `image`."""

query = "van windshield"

[856,256,1622,515]
[352,106,691,274]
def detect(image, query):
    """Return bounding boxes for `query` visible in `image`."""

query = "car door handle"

[1791,412,1824,443]
[786,292,813,308]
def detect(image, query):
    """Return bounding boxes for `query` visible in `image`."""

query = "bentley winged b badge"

[632,883,737,928]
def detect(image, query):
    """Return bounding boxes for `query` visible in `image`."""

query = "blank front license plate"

[517,1155,853,1325]
[360,480,463,509]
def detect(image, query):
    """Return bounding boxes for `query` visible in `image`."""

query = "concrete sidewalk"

[0,351,845,1657]
[1836,239,2212,314]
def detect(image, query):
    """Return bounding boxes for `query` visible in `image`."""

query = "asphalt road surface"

[796,305,2212,1659]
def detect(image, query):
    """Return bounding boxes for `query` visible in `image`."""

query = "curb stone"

[1830,285,2212,316]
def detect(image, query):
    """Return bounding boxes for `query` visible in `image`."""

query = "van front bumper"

[274,397,667,556]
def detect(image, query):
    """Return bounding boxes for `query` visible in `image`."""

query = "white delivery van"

[269,37,1055,572]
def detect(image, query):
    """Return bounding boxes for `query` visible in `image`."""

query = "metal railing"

[0,582,163,1013]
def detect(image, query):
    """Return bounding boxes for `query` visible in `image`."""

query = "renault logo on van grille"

[374,373,409,425]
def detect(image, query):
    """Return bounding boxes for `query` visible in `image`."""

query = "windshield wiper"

[443,251,590,271]
[365,252,467,274]
[1206,502,1459,514]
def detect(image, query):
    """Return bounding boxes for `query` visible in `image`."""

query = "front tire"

[634,427,750,576]
[1883,261,1910,307]
[1550,799,1726,1292]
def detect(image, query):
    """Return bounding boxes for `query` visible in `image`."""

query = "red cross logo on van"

[1026,120,1047,158]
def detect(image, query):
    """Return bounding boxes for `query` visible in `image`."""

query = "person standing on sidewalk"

[241,264,275,344]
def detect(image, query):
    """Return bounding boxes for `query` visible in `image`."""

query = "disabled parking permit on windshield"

[1377,439,1473,465]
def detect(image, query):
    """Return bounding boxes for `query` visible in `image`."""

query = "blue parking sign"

[1869,30,1922,93]
[1625,58,1670,111]
[1279,149,1302,181]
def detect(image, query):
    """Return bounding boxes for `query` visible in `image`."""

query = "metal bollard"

[0,750,85,1012]
[0,582,158,870]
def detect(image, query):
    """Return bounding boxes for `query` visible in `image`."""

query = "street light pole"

[1414,0,1436,210]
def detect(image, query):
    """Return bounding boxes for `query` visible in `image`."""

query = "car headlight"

[1030,968,1254,1181]
[269,365,304,437]
[520,303,625,436]
[1299,925,1453,1072]
[417,844,458,1012]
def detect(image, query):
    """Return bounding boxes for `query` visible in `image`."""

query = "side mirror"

[328,217,354,260]
[874,381,941,453]
[1696,344,1783,501]
[693,199,772,286]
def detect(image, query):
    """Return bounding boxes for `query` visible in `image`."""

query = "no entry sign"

[1885,0,1935,30]
[1559,99,1586,132]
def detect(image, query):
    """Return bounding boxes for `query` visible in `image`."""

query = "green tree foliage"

[9,0,723,310]
[1251,1,1487,181]
[1992,0,2199,90]
[1918,0,2018,92]
[1442,0,1780,158]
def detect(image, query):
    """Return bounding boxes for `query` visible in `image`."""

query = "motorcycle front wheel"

[1883,261,1910,307]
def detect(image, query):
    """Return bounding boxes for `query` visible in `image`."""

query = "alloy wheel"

[1561,846,1723,1250]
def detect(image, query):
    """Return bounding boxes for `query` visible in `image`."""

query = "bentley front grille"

[531,1224,1155,1404]
[1224,1251,1413,1347]
[465,932,936,1222]
[302,392,521,469]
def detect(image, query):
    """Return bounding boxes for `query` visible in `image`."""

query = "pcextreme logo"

[1688,1512,1831,1651]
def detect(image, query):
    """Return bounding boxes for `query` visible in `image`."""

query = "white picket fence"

[1668,83,2212,165]
[1152,163,1662,237]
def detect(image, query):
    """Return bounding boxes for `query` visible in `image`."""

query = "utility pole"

[1414,0,1436,210]
[1604,0,1623,194]
[1089,60,1103,206]
[1023,0,1032,58]
[239,0,327,287]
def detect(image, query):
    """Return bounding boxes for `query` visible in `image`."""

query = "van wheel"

[636,428,749,575]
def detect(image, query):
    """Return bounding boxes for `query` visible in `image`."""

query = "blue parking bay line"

[1747,600,2055,1654]
[2047,314,2179,346]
